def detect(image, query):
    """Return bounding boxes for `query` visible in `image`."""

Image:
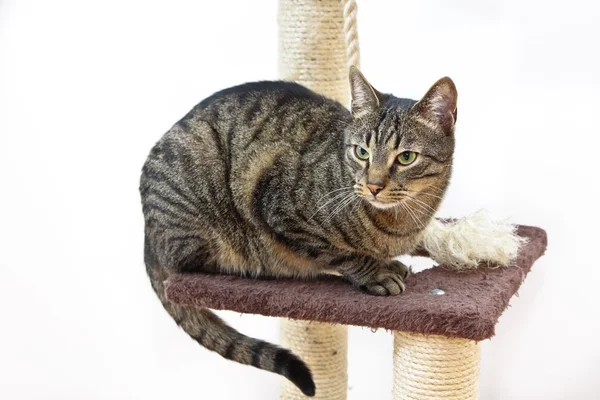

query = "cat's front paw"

[387,260,412,280]
[360,261,410,296]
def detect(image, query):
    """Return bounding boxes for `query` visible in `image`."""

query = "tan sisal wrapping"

[278,0,359,399]
[279,0,360,106]
[393,331,481,400]
[280,320,348,399]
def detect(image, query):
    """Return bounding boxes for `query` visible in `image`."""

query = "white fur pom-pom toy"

[422,210,527,271]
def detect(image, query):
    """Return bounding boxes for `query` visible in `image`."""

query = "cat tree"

[165,1,548,399]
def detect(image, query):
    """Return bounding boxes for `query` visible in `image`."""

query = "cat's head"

[345,67,457,210]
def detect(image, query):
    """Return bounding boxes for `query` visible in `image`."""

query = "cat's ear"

[412,77,458,135]
[349,66,381,118]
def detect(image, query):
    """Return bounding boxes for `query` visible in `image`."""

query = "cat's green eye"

[355,146,370,160]
[397,151,417,165]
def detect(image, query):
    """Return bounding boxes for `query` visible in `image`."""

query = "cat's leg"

[269,232,409,295]
[329,254,411,296]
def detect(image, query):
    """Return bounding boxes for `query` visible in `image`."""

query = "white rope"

[341,0,360,71]
[423,210,526,271]
[393,331,480,400]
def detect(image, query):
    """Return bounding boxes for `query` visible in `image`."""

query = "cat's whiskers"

[400,202,423,230]
[315,187,354,205]
[323,193,357,223]
[406,204,423,228]
[321,193,354,221]
[391,188,445,202]
[418,192,445,201]
[416,184,446,194]
[407,204,425,230]
[308,190,353,221]
[406,195,437,214]
[407,190,445,201]
[380,192,433,226]
[350,197,363,214]
[407,199,433,218]
[334,194,359,219]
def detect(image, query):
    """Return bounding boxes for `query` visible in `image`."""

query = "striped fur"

[140,71,457,396]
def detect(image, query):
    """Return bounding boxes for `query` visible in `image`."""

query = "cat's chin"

[368,199,399,210]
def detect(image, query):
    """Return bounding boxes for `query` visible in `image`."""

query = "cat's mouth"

[368,198,399,210]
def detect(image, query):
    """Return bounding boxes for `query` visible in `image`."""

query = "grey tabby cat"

[140,67,457,396]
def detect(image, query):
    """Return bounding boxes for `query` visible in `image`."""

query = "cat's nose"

[366,182,385,196]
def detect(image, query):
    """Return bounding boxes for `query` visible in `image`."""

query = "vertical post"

[278,0,351,104]
[392,331,481,400]
[280,320,348,400]
[278,0,357,398]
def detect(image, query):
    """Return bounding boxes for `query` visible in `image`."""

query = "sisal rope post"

[278,0,359,398]
[279,0,360,104]
[280,320,348,400]
[393,332,481,400]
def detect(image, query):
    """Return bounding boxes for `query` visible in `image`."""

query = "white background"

[1,0,599,399]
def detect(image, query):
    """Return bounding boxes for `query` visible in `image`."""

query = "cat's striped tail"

[153,277,316,396]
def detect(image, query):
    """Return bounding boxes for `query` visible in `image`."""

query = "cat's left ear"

[412,77,458,135]
[349,66,381,118]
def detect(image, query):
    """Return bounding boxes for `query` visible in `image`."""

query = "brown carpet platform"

[165,225,547,341]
